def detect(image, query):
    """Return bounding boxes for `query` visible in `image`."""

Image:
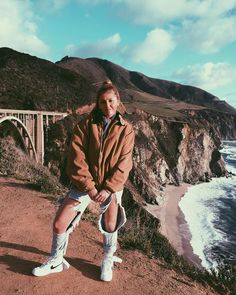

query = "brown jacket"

[67,111,135,193]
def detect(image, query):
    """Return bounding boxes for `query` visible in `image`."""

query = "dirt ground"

[0,177,216,295]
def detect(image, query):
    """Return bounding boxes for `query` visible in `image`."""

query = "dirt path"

[0,177,215,295]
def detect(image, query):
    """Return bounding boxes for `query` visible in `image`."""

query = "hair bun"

[103,79,112,86]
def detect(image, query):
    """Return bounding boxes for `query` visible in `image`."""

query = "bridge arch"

[0,116,38,161]
[0,109,68,163]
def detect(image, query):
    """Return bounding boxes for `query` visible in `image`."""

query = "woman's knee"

[104,220,117,233]
[102,195,118,232]
[53,199,78,233]
[53,217,67,233]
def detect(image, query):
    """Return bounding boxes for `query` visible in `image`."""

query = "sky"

[0,0,236,108]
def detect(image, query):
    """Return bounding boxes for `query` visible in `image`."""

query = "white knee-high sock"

[50,231,69,260]
[103,231,118,258]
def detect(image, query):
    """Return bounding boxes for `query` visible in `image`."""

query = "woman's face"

[98,90,119,118]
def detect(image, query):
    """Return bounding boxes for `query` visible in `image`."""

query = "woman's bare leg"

[53,197,81,234]
[99,195,119,282]
[103,195,118,233]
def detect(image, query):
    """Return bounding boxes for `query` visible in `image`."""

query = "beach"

[145,183,202,267]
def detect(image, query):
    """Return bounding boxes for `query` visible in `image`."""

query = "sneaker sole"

[32,264,63,277]
[100,267,113,282]
[100,275,112,282]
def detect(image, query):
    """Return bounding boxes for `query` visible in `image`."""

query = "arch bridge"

[0,109,68,163]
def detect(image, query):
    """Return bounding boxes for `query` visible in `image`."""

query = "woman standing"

[32,80,135,282]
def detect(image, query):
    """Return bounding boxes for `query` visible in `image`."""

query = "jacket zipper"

[98,124,103,185]
[97,120,117,186]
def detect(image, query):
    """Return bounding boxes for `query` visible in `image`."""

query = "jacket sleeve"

[67,120,95,192]
[103,124,135,193]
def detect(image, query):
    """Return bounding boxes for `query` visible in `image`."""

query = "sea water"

[179,141,236,269]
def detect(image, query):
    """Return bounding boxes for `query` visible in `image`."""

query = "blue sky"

[1,0,236,108]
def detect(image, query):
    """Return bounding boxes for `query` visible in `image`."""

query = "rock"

[154,197,159,205]
[210,149,227,177]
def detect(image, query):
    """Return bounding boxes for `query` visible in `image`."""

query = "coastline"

[145,183,202,267]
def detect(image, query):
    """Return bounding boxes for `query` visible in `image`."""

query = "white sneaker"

[100,256,113,282]
[32,257,70,277]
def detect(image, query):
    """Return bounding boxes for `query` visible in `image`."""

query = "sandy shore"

[145,183,202,267]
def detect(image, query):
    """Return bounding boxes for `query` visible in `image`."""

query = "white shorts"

[66,189,126,233]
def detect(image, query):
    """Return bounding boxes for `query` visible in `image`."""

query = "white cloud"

[77,0,236,54]
[37,0,70,11]
[65,33,121,57]
[51,0,70,10]
[116,0,198,24]
[41,1,236,55]
[0,0,49,56]
[129,28,175,65]
[65,29,175,65]
[114,0,236,24]
[75,0,109,4]
[181,15,236,54]
[173,62,236,91]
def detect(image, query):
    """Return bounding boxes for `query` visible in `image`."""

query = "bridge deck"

[0,108,68,117]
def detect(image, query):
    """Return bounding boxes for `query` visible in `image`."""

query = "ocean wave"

[179,140,236,269]
[225,155,236,161]
[221,141,236,155]
[224,157,236,174]
[179,176,236,269]
[222,141,236,174]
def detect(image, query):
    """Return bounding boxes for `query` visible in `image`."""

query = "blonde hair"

[93,80,125,115]
[96,80,120,103]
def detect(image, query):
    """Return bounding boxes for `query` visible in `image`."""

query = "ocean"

[179,141,236,270]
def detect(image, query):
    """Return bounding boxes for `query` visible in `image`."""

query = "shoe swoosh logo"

[50,262,62,270]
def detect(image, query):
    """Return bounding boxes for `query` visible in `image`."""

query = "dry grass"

[124,89,206,119]
[0,137,65,194]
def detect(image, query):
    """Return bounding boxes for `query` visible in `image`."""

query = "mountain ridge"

[57,54,236,115]
[0,47,235,117]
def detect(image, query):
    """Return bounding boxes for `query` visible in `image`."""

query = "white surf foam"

[221,141,236,174]
[221,141,236,156]
[179,176,236,269]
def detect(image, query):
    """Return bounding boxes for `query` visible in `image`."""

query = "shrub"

[0,137,65,194]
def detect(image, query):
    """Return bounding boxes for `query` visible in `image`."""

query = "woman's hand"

[94,189,110,203]
[88,188,98,200]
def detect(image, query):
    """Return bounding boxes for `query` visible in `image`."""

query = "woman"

[32,80,135,282]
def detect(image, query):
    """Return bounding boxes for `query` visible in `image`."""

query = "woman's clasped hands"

[88,188,110,203]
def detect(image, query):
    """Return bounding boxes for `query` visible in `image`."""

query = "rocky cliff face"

[127,108,233,204]
[176,124,215,183]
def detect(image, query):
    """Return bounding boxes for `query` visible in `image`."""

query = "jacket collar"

[91,109,126,126]
[117,113,126,126]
